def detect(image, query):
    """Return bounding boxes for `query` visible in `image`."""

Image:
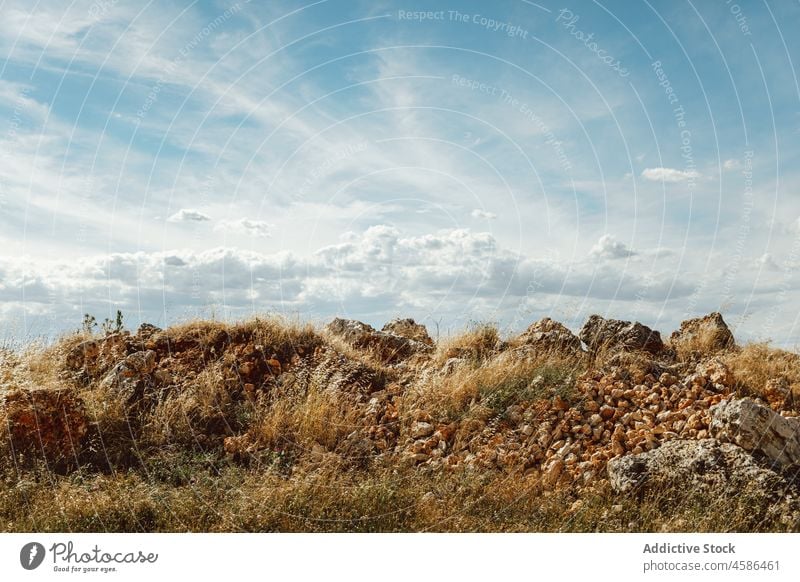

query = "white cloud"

[0,226,694,330]
[589,235,635,259]
[471,209,498,220]
[641,167,701,182]
[215,218,273,238]
[723,159,741,171]
[167,209,211,223]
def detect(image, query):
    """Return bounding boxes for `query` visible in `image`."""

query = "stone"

[326,318,432,363]
[764,378,791,409]
[100,350,158,403]
[600,405,616,420]
[381,318,434,346]
[135,323,162,341]
[696,358,733,389]
[579,315,664,355]
[543,458,564,489]
[303,348,384,396]
[670,312,734,353]
[709,397,800,470]
[1,386,88,464]
[608,438,787,495]
[504,405,524,425]
[517,317,583,354]
[411,421,435,439]
[120,350,157,377]
[65,339,100,371]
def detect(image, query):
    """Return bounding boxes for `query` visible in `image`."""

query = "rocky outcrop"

[301,348,385,395]
[65,333,132,376]
[1,386,88,465]
[579,315,664,355]
[326,318,432,363]
[709,397,800,470]
[670,312,735,354]
[607,438,787,495]
[517,317,583,354]
[65,339,101,371]
[381,318,434,346]
[135,323,162,342]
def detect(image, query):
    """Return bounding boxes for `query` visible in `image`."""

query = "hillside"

[1,312,799,532]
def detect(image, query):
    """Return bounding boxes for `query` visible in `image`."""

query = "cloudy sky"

[1,0,799,345]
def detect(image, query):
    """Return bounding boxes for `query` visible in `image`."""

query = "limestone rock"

[100,350,158,403]
[579,315,664,355]
[326,318,378,345]
[381,318,434,346]
[65,339,100,371]
[296,348,384,395]
[608,438,785,494]
[517,317,583,354]
[411,421,435,439]
[764,378,791,410]
[326,318,432,363]
[696,358,734,389]
[135,323,162,341]
[670,312,734,353]
[709,397,800,470]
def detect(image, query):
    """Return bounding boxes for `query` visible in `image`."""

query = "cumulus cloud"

[215,218,273,238]
[641,167,700,182]
[723,159,741,171]
[0,225,701,338]
[589,234,635,259]
[167,209,211,223]
[471,209,497,220]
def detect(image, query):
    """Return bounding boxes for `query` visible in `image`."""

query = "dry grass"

[408,347,585,421]
[1,461,792,532]
[250,386,361,452]
[670,325,730,361]
[724,342,800,405]
[435,322,501,364]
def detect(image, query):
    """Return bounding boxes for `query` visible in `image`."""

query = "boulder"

[65,333,132,375]
[326,318,378,345]
[709,397,800,470]
[326,318,432,363]
[608,438,785,494]
[579,315,663,355]
[670,312,735,353]
[100,350,158,403]
[381,318,434,346]
[65,339,100,371]
[517,317,583,354]
[299,348,384,395]
[135,323,162,341]
[1,386,88,464]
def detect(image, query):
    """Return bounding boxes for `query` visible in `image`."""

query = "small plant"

[81,313,97,334]
[101,310,125,335]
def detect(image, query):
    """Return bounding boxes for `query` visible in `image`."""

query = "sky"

[1,0,800,345]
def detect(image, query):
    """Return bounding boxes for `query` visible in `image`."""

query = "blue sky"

[1,0,800,345]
